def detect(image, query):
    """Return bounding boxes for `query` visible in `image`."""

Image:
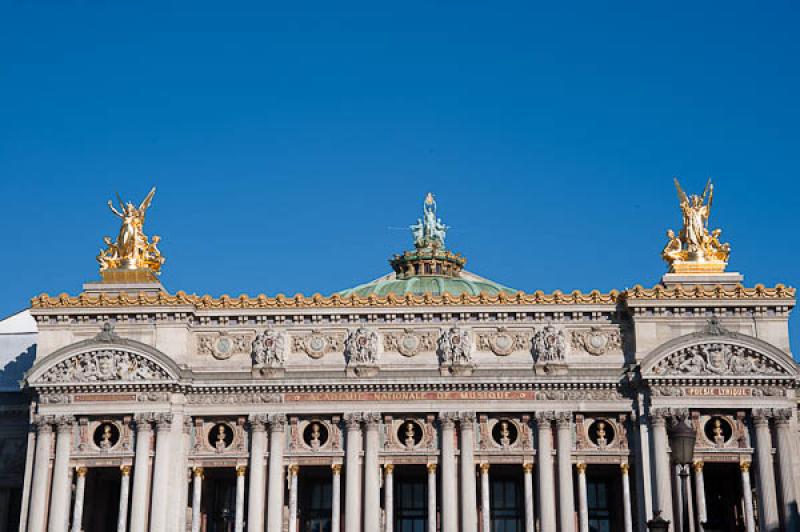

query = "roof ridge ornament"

[662,177,730,274]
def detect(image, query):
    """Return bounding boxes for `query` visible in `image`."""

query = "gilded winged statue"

[662,178,730,271]
[97,187,164,274]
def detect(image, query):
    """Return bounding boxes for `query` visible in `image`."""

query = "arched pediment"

[25,325,181,386]
[640,329,797,379]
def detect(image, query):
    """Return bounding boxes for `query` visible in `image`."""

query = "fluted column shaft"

[621,464,633,532]
[331,464,342,532]
[248,416,268,532]
[557,413,576,532]
[536,413,556,532]
[460,412,478,532]
[440,413,458,532]
[480,463,490,532]
[191,467,203,532]
[692,462,706,530]
[364,414,381,531]
[28,420,54,532]
[71,467,88,532]
[288,465,299,532]
[344,414,363,532]
[576,463,588,532]
[753,411,779,531]
[384,465,394,532]
[267,415,287,532]
[130,416,153,532]
[48,417,74,532]
[651,413,674,528]
[427,464,437,532]
[235,466,247,532]
[523,463,534,532]
[149,414,173,532]
[774,411,799,531]
[741,462,756,532]
[118,466,131,532]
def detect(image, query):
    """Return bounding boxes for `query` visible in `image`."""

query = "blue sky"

[1,2,798,353]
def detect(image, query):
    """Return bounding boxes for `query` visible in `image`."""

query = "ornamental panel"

[38,349,171,384]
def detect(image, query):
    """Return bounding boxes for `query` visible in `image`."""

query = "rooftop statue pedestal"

[661,271,743,289]
[83,268,164,296]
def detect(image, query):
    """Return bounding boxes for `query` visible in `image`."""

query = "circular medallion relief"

[214,336,234,359]
[209,423,234,449]
[704,416,733,445]
[305,334,328,359]
[489,333,515,356]
[585,331,609,355]
[93,422,121,450]
[588,419,614,447]
[398,334,421,357]
[303,421,329,449]
[397,420,424,448]
[491,419,519,446]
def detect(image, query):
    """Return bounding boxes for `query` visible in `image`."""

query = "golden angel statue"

[97,187,165,276]
[662,178,730,272]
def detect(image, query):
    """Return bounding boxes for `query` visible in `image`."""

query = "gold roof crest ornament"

[662,178,730,274]
[97,187,165,283]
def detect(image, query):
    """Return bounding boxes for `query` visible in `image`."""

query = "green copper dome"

[337,193,518,298]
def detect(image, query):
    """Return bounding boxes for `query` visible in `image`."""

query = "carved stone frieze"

[252,329,286,372]
[186,392,283,405]
[292,330,345,359]
[197,332,254,360]
[651,343,787,377]
[570,327,622,356]
[533,325,566,363]
[536,389,623,401]
[438,327,474,373]
[39,350,170,383]
[383,329,436,357]
[345,328,380,366]
[477,328,531,356]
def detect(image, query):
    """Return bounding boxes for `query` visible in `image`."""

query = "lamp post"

[646,512,671,532]
[668,420,696,532]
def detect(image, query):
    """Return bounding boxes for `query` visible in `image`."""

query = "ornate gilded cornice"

[30,283,793,310]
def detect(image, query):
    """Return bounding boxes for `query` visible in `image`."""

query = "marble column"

[248,415,268,532]
[130,414,153,532]
[440,412,458,532]
[556,412,576,532]
[692,462,706,531]
[576,463,588,532]
[384,464,394,532]
[682,466,695,532]
[344,413,363,532]
[650,410,674,527]
[536,411,557,532]
[752,409,779,532]
[175,417,192,532]
[28,418,54,532]
[621,463,633,532]
[118,465,131,532]
[267,414,287,532]
[191,467,203,532]
[460,412,478,532]
[149,413,173,532]
[774,409,799,531]
[288,465,299,532]
[235,465,247,532]
[71,467,88,532]
[363,413,381,532]
[523,463,534,532]
[741,461,756,532]
[49,416,75,532]
[427,464,437,532]
[331,464,342,532]
[480,463,490,532]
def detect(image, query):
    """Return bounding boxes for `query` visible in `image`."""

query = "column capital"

[183,416,193,434]
[269,413,287,431]
[522,463,533,474]
[438,411,458,430]
[620,463,630,474]
[364,412,382,428]
[740,461,751,473]
[288,464,299,476]
[752,408,774,425]
[458,411,476,425]
[154,412,173,431]
[33,415,53,433]
[343,412,363,430]
[76,466,88,477]
[692,461,704,472]
[384,463,394,474]
[773,408,793,426]
[133,413,155,432]
[535,410,556,425]
[479,462,490,473]
[576,462,587,474]
[331,463,342,475]
[248,414,269,432]
[237,465,248,477]
[194,466,205,478]
[427,463,437,473]
[120,465,131,476]
[555,411,573,428]
[55,415,75,432]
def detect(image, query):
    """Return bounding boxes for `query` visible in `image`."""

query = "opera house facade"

[0,183,798,532]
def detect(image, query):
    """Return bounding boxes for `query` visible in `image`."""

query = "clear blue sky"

[1,2,798,354]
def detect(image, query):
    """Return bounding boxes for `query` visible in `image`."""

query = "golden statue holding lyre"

[97,187,165,280]
[662,178,730,273]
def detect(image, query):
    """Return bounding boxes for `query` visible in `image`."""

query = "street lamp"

[646,512,671,532]
[668,420,697,532]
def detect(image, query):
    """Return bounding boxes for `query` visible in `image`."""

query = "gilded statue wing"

[703,178,713,211]
[673,177,689,205]
[138,187,156,213]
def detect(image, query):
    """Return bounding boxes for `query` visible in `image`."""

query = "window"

[490,476,523,532]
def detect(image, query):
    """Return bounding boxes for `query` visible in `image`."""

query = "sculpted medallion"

[570,327,621,356]
[384,330,435,357]
[292,331,344,359]
[197,332,253,360]
[477,329,530,356]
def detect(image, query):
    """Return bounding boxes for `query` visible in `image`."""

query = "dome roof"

[338,270,518,298]
[337,193,518,298]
